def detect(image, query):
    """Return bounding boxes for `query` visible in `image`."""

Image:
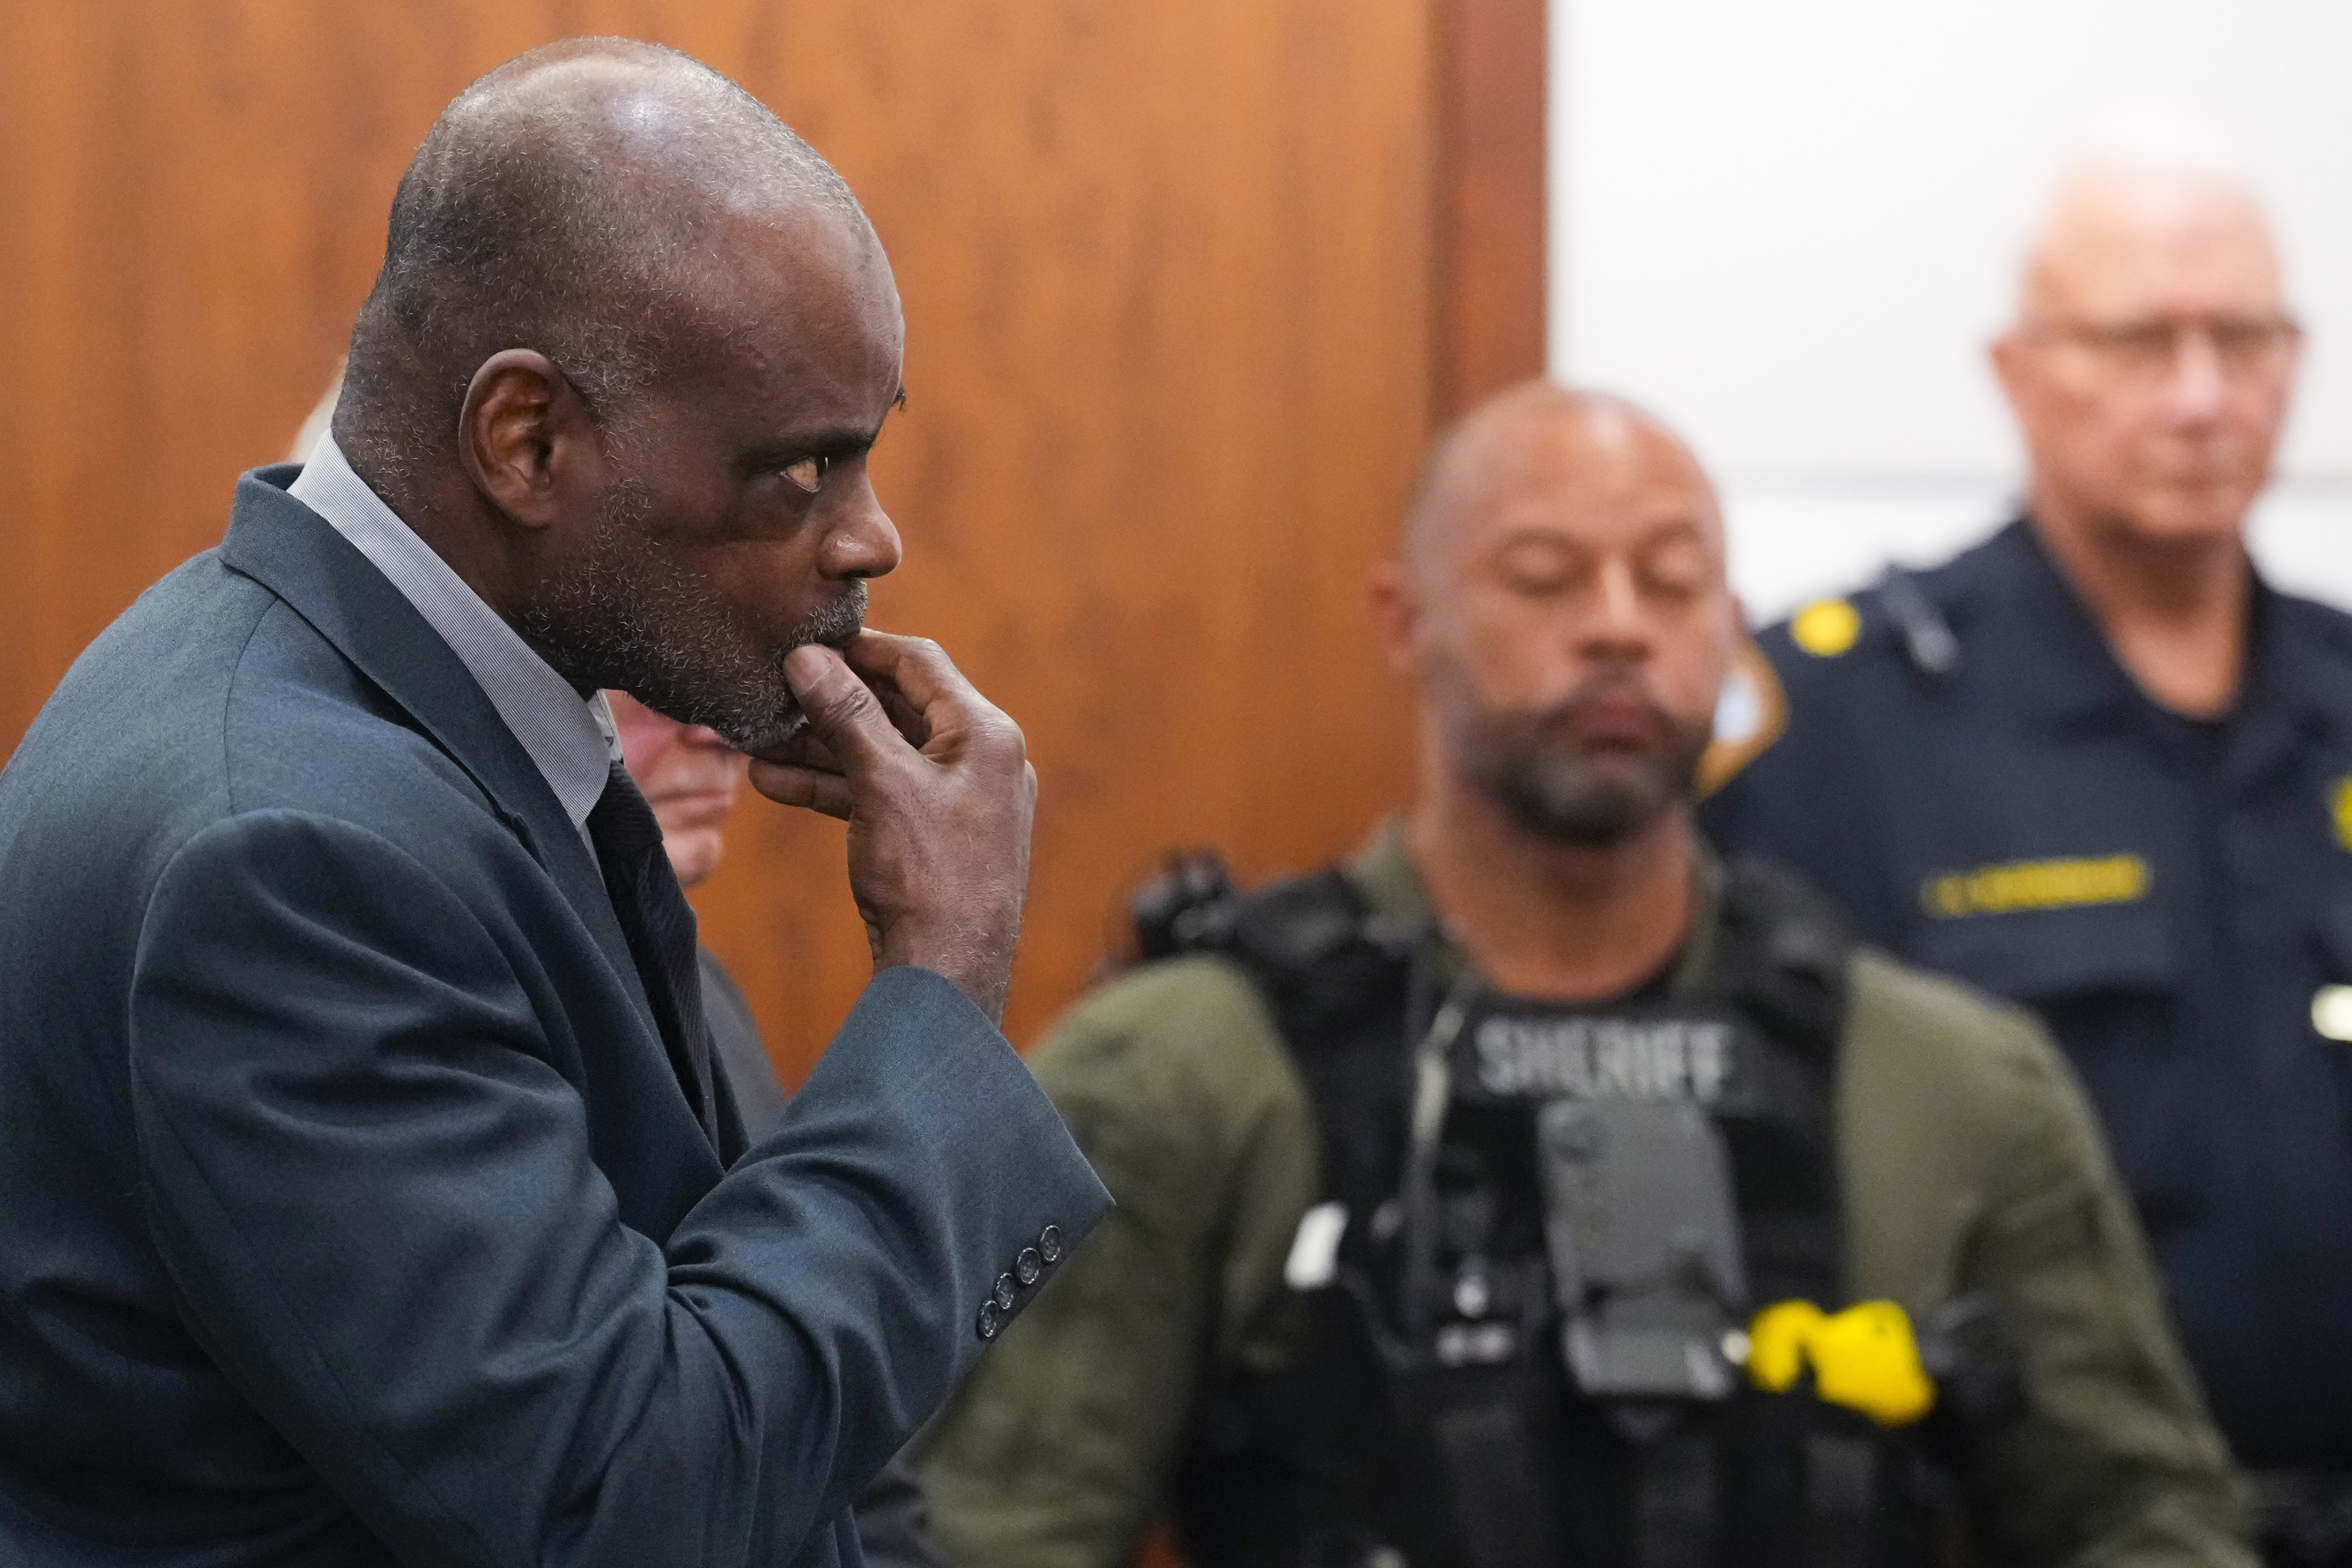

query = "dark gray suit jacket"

[0,468,1108,1566]
[697,950,947,1568]
[701,947,791,1141]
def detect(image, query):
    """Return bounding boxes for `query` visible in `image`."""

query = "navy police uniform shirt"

[1700,517,2352,1471]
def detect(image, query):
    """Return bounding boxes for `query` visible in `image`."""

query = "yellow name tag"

[1921,854,2150,919]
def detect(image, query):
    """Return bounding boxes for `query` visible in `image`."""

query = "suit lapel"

[217,467,657,1037]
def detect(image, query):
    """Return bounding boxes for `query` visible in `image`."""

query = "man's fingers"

[841,631,1014,756]
[872,680,930,748]
[783,644,911,779]
[842,633,978,722]
[747,758,855,820]
[745,726,843,776]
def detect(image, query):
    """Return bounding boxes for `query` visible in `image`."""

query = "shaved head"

[1404,385,1720,585]
[339,38,868,478]
[2019,158,2282,327]
[1373,382,1734,847]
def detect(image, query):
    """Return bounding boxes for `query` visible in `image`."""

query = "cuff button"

[1039,1225,1064,1265]
[977,1300,1001,1340]
[993,1274,1017,1312]
[1016,1247,1043,1286]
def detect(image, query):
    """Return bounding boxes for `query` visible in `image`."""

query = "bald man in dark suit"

[0,40,1104,1567]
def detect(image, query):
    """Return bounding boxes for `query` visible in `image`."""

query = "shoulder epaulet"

[1877,566,1961,679]
[1707,569,1963,801]
[1776,568,1958,681]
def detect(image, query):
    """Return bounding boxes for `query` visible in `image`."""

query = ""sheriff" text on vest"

[1470,1015,1736,1104]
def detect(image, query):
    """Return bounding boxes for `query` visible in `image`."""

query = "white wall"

[1549,0,2352,624]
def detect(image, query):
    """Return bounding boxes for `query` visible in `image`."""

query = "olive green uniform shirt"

[919,826,2252,1568]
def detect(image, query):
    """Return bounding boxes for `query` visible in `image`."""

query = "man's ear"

[459,350,594,529]
[1367,560,1425,678]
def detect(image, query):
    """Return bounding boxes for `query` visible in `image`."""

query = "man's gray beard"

[1470,740,1704,845]
[515,485,866,753]
[1447,676,1712,847]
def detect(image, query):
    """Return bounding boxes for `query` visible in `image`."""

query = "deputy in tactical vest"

[915,385,2251,1568]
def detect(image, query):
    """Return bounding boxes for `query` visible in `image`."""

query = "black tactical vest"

[1140,855,1947,1568]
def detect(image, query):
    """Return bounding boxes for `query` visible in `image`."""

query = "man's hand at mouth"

[748,631,1035,1025]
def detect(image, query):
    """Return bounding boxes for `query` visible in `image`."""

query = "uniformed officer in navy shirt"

[1700,149,2352,1560]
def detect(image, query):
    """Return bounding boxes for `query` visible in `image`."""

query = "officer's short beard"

[1444,667,1713,847]
[514,472,865,754]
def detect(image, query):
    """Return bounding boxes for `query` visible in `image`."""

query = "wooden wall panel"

[693,1,1439,1073]
[1434,0,1549,414]
[0,0,1536,1091]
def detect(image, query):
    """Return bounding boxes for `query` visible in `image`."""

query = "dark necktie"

[586,760,719,1145]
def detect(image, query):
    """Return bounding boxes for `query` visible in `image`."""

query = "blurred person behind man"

[917,383,2250,1568]
[606,692,787,1131]
[1701,139,2352,1560]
